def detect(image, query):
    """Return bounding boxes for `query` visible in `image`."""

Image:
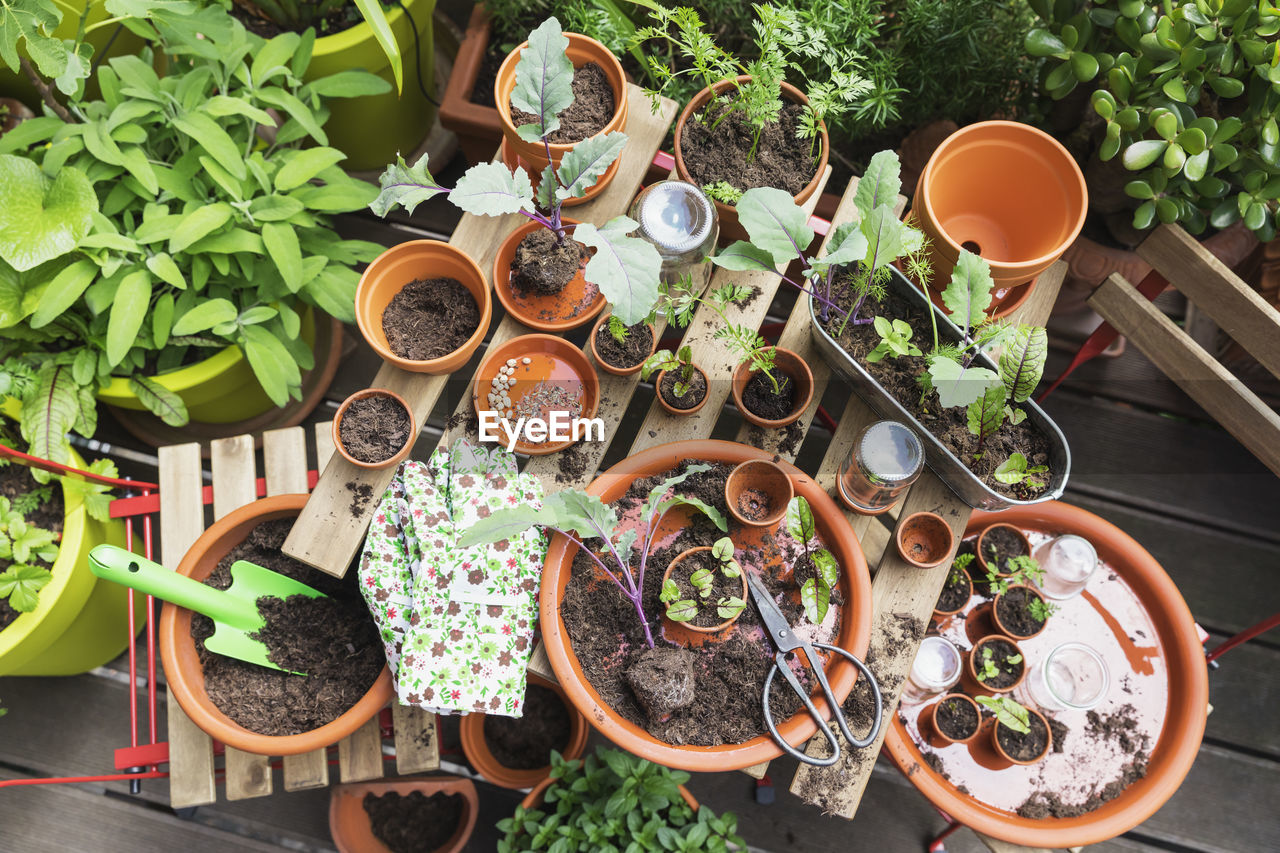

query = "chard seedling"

[976,646,1022,684]
[460,466,727,648]
[867,316,922,362]
[985,553,1044,597]
[663,536,745,623]
[994,452,1049,489]
[976,695,1031,734]
[785,495,839,624]
[640,345,698,398]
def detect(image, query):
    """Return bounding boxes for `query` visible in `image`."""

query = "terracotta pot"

[730,347,814,429]
[724,459,792,528]
[437,5,502,165]
[674,75,829,245]
[356,240,492,374]
[896,511,955,569]
[975,522,1032,578]
[471,334,600,456]
[966,634,1026,695]
[913,121,1087,318]
[458,673,589,789]
[540,439,872,772]
[654,366,709,416]
[494,31,628,198]
[159,495,394,755]
[589,315,657,377]
[492,219,606,333]
[991,706,1052,766]
[332,389,417,470]
[924,693,981,747]
[933,567,973,619]
[329,775,478,853]
[660,546,749,636]
[991,584,1049,640]
[521,772,699,812]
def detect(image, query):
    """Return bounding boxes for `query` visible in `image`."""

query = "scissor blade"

[746,571,804,653]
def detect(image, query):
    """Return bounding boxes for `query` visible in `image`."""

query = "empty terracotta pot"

[913,121,1086,318]
[332,389,416,471]
[589,314,657,377]
[725,459,793,527]
[991,705,1052,766]
[654,365,710,416]
[660,546,750,636]
[965,634,1027,695]
[494,31,628,199]
[991,583,1050,640]
[975,522,1033,578]
[329,775,479,853]
[730,347,814,429]
[896,511,955,569]
[355,240,492,374]
[492,219,606,333]
[925,693,982,747]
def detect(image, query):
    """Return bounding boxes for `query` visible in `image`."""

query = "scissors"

[746,569,882,766]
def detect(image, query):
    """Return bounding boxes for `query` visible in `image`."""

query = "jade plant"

[459,466,727,648]
[498,747,744,853]
[660,535,745,623]
[785,495,838,624]
[976,694,1031,733]
[1026,0,1280,239]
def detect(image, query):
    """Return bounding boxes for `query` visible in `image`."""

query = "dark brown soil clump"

[339,395,411,464]
[1047,715,1069,753]
[594,320,653,369]
[935,696,979,740]
[973,637,1023,690]
[191,520,384,736]
[995,586,1047,637]
[680,101,818,196]
[509,62,614,144]
[382,277,480,361]
[625,646,696,721]
[363,790,465,853]
[0,464,62,632]
[346,481,375,519]
[511,229,586,295]
[741,371,795,421]
[980,526,1030,574]
[1016,748,1150,819]
[483,684,571,769]
[996,712,1048,762]
[659,369,707,410]
[666,548,741,628]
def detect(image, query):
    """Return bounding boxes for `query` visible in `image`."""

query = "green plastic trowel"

[88,544,327,674]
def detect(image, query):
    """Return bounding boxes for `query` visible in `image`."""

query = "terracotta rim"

[355,240,492,374]
[991,706,1052,766]
[589,315,657,377]
[896,511,956,569]
[660,546,749,635]
[991,584,1048,640]
[540,439,872,772]
[975,522,1032,576]
[724,459,793,527]
[492,219,607,333]
[967,634,1026,694]
[521,773,699,813]
[329,775,478,853]
[730,347,815,429]
[884,502,1209,847]
[458,673,589,789]
[158,495,394,756]
[926,693,982,746]
[332,389,417,470]
[654,366,709,416]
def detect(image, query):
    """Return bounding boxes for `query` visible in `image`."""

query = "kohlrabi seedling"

[976,694,1031,734]
[866,316,922,362]
[785,495,839,624]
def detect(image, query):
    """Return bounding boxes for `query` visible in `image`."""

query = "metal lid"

[634,180,716,255]
[856,421,923,485]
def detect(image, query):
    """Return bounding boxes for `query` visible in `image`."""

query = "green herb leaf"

[0,564,53,613]
[369,153,447,217]
[555,131,628,200]
[927,356,1000,408]
[262,222,303,292]
[106,269,151,366]
[993,453,1029,485]
[940,249,994,329]
[0,157,97,272]
[450,161,535,217]
[813,549,839,590]
[966,381,1007,445]
[800,576,830,624]
[665,599,698,622]
[275,147,347,192]
[853,150,902,218]
[128,375,188,427]
[785,495,815,543]
[976,695,1031,734]
[171,298,238,336]
[169,203,232,254]
[574,216,662,326]
[998,325,1048,403]
[716,596,746,620]
[709,241,778,272]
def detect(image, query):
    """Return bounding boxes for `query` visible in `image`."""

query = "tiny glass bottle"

[837,420,924,514]
[628,180,719,289]
[901,636,963,704]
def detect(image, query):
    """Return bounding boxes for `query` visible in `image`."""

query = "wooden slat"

[337,715,384,782]
[285,85,678,577]
[392,703,440,775]
[314,421,337,470]
[158,442,217,809]
[211,435,273,802]
[1088,273,1280,476]
[1137,223,1280,380]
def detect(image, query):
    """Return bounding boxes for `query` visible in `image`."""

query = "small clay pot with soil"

[992,583,1050,639]
[926,693,981,747]
[492,220,606,333]
[459,675,588,789]
[363,789,466,853]
[992,705,1052,766]
[328,776,479,853]
[590,315,657,376]
[731,347,814,429]
[660,546,750,634]
[896,511,955,569]
[975,522,1032,578]
[655,365,710,416]
[333,389,415,470]
[933,562,973,617]
[967,634,1026,694]
[724,459,792,528]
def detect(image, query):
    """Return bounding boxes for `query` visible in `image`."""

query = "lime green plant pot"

[97,308,318,425]
[0,441,140,677]
[307,0,437,171]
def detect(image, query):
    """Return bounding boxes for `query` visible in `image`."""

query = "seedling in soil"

[0,495,57,613]
[976,695,1031,734]
[785,495,839,624]
[461,466,727,648]
[866,316,922,362]
[607,315,630,344]
[641,345,699,399]
[976,646,1022,684]
[993,452,1048,489]
[1028,595,1056,623]
[985,554,1047,599]
[663,537,745,623]
[668,283,788,396]
[702,181,743,204]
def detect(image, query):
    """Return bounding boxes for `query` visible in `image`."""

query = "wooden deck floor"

[1,196,1277,853]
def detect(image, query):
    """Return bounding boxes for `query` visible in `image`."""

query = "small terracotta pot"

[329,775,478,853]
[991,583,1049,640]
[332,389,416,470]
[589,314,657,377]
[975,522,1033,578]
[355,240,491,374]
[966,634,1026,695]
[925,693,981,747]
[654,365,709,416]
[521,771,699,812]
[730,347,814,429]
[660,546,749,636]
[991,705,1052,766]
[674,76,828,245]
[459,673,589,789]
[159,495,394,756]
[437,5,502,165]
[492,219,606,333]
[933,567,973,619]
[494,31,628,198]
[896,511,955,569]
[724,459,792,528]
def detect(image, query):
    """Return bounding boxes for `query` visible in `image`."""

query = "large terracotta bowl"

[539,440,872,772]
[159,494,394,756]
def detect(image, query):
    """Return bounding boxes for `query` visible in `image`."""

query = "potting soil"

[594,320,653,370]
[666,548,743,628]
[935,696,979,740]
[382,277,481,361]
[935,570,970,613]
[996,713,1049,762]
[659,370,707,410]
[509,61,614,144]
[338,395,412,464]
[482,683,571,770]
[974,637,1023,690]
[510,229,586,296]
[680,102,817,196]
[363,790,465,853]
[995,586,1047,637]
[981,526,1029,573]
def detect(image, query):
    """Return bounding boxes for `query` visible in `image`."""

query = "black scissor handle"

[761,643,883,766]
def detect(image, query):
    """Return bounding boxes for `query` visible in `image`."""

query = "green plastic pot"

[0,422,140,676]
[97,307,318,425]
[307,0,437,171]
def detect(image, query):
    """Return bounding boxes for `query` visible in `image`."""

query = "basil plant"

[0,3,384,463]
